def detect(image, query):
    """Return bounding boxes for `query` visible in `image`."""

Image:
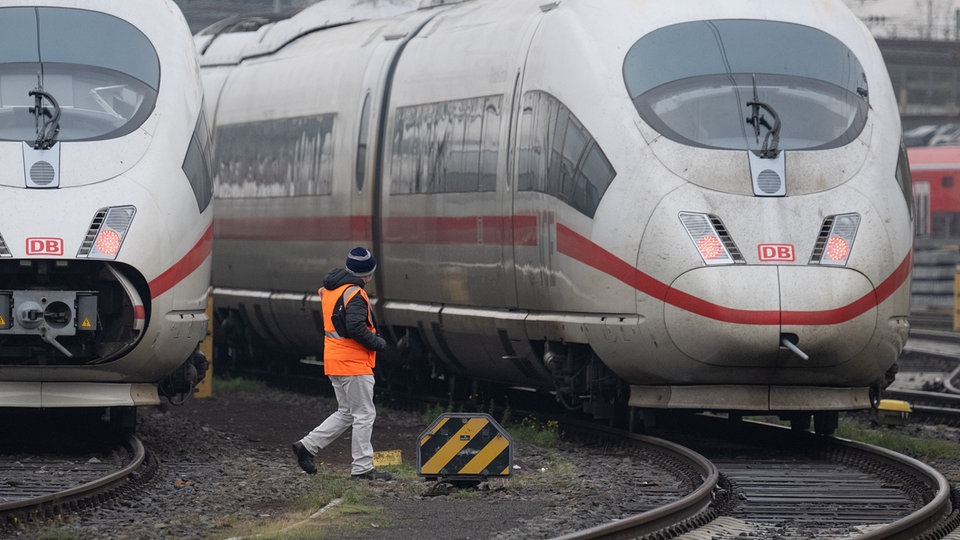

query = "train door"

[376,9,523,311]
[351,35,409,304]
[508,16,554,312]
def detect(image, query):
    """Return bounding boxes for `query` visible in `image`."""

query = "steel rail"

[844,437,953,540]
[556,417,955,539]
[0,434,145,514]
[552,431,718,540]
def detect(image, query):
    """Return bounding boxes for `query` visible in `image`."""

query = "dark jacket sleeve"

[344,293,387,351]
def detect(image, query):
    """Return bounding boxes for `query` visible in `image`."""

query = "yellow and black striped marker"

[417,413,512,480]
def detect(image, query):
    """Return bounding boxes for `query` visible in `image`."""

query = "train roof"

[196,0,468,64]
[197,0,879,69]
[908,145,960,169]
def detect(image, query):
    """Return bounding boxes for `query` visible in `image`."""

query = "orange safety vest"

[320,283,377,376]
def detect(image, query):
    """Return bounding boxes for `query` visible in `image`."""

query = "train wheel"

[813,412,838,436]
[108,406,137,434]
[628,408,657,432]
[788,413,812,431]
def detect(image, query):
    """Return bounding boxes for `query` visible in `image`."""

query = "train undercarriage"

[211,304,874,435]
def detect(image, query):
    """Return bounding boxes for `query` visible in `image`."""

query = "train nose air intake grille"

[748,151,786,197]
[78,209,109,256]
[756,169,782,194]
[0,233,10,257]
[30,161,55,186]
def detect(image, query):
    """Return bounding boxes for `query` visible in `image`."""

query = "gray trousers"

[299,374,377,475]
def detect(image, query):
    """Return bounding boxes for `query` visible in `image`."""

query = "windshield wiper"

[744,74,781,158]
[29,85,61,150]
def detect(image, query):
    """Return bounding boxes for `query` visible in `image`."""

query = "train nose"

[663,266,877,366]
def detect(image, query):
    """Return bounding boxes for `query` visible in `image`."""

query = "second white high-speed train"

[197,0,913,433]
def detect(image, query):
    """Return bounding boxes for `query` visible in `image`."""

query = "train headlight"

[77,206,136,260]
[95,228,122,256]
[812,213,860,266]
[679,212,739,265]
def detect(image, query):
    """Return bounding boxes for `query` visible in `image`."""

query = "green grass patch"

[220,466,414,539]
[743,414,960,461]
[421,402,452,424]
[507,415,560,448]
[30,527,79,540]
[211,376,267,395]
[835,419,960,460]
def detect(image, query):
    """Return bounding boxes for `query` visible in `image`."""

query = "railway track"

[887,327,960,424]
[225,330,960,538]
[556,415,959,539]
[551,422,719,539]
[0,429,155,530]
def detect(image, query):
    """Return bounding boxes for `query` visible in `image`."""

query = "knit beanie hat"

[346,246,377,277]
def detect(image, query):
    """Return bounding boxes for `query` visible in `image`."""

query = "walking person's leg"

[340,374,390,479]
[293,376,354,474]
[301,376,355,452]
[340,374,375,475]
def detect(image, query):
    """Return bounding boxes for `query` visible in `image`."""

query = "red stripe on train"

[212,214,909,325]
[148,224,214,298]
[556,223,910,326]
[215,215,538,246]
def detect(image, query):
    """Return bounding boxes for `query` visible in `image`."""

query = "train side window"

[517,105,535,191]
[183,111,213,212]
[896,142,913,219]
[389,95,502,195]
[574,144,616,218]
[356,93,371,192]
[479,97,500,192]
[559,115,590,203]
[518,90,616,218]
[547,113,569,197]
[517,92,557,192]
[213,114,335,198]
[942,175,954,188]
[447,100,483,192]
[391,108,417,194]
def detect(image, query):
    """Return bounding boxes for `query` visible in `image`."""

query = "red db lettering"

[757,244,794,262]
[25,237,63,256]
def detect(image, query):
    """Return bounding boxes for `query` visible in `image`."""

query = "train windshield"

[0,7,159,143]
[624,20,868,152]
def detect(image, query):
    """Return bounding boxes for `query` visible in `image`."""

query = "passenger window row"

[213,114,335,198]
[210,91,614,221]
[390,95,502,194]
[517,91,615,218]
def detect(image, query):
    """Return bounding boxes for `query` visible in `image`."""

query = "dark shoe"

[292,442,316,475]
[352,468,392,481]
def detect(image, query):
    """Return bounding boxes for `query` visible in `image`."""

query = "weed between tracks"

[220,465,408,539]
[221,404,570,539]
[746,414,960,460]
[213,377,269,395]
[835,419,960,460]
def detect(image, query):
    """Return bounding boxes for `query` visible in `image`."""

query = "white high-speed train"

[198,0,913,433]
[0,1,213,424]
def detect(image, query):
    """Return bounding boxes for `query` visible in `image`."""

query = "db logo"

[758,244,795,262]
[26,237,64,256]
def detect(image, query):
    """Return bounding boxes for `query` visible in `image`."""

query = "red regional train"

[909,145,960,237]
